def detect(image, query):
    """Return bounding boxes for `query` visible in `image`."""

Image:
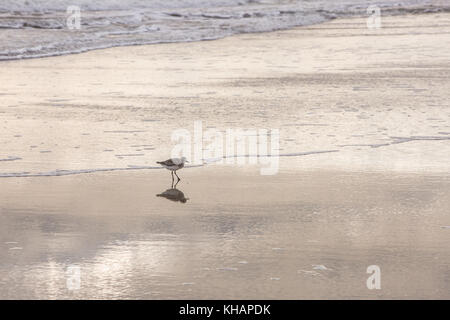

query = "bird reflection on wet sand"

[156,181,189,203]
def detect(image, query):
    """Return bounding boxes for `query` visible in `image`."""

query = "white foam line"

[390,136,450,142]
[0,156,22,162]
[0,149,338,178]
[338,135,450,149]
[0,166,159,178]
[203,150,339,164]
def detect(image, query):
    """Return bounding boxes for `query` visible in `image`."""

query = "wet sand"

[1,167,449,299]
[1,13,450,299]
[0,13,449,175]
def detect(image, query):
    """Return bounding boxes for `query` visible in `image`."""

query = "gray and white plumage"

[156,157,188,171]
[157,157,188,182]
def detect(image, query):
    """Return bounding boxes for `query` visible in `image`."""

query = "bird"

[156,157,188,183]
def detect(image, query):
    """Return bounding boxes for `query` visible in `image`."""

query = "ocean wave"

[0,0,449,61]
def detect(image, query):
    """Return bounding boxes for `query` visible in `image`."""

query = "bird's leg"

[171,171,174,187]
[175,170,181,182]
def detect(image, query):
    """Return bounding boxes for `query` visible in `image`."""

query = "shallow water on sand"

[1,167,449,299]
[1,14,450,178]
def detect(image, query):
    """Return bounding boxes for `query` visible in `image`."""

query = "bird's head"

[181,156,189,163]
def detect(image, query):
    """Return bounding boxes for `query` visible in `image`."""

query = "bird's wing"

[159,159,176,166]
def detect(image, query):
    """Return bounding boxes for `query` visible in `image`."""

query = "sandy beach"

[1,13,449,299]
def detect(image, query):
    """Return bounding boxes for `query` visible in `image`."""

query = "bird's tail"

[156,161,163,164]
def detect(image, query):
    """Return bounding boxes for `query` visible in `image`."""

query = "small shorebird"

[157,157,188,183]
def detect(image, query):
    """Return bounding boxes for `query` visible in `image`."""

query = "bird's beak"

[186,160,189,163]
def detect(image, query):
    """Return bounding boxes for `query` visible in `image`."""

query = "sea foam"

[0,0,448,61]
